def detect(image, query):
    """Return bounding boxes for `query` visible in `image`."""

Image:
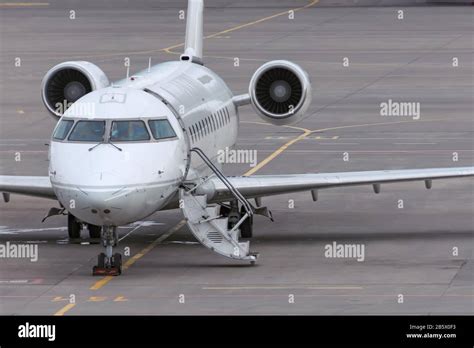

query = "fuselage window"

[148,119,177,140]
[53,119,74,140]
[216,112,220,128]
[219,110,223,127]
[225,107,230,123]
[111,120,150,141]
[209,116,214,132]
[68,120,105,142]
[222,109,227,124]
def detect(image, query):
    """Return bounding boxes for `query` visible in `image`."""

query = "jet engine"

[249,60,311,126]
[41,61,110,119]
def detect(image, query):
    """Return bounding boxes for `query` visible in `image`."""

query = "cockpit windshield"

[53,119,74,140]
[68,120,105,142]
[110,120,150,141]
[148,119,176,139]
[52,118,176,143]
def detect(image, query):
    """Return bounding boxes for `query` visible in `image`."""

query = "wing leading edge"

[0,176,56,200]
[1,167,473,203]
[197,167,474,202]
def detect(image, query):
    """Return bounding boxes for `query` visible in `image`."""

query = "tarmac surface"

[0,0,473,315]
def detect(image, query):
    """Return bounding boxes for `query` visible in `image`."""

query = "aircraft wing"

[201,167,474,202]
[0,176,56,200]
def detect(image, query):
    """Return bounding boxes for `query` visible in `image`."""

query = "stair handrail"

[190,147,253,216]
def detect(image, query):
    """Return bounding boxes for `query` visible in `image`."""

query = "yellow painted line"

[52,296,66,302]
[241,118,450,176]
[166,0,319,58]
[206,0,319,40]
[0,2,49,6]
[88,296,106,302]
[90,219,187,290]
[53,303,75,316]
[311,119,430,134]
[114,295,128,302]
[164,0,319,55]
[244,126,312,176]
[63,0,318,60]
[90,278,111,291]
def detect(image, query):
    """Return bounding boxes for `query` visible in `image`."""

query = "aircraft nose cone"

[83,191,114,214]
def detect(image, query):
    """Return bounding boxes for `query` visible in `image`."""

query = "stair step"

[180,188,256,263]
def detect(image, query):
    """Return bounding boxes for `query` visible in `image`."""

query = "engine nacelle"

[249,60,311,126]
[41,61,109,119]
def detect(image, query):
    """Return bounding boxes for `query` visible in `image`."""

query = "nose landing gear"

[92,226,122,276]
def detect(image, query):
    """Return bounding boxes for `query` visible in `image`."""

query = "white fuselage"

[49,61,238,226]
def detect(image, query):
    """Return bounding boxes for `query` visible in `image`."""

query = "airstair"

[179,148,258,263]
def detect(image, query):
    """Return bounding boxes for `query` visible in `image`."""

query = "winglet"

[181,0,204,65]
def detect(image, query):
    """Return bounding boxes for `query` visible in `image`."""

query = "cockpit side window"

[53,119,74,140]
[148,119,177,140]
[68,120,105,142]
[110,120,150,141]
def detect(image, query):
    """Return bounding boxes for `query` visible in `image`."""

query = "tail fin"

[181,0,204,65]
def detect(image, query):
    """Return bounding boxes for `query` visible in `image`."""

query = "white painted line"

[0,226,66,235]
[118,223,144,242]
[203,286,363,290]
[164,241,199,245]
[317,143,359,145]
[393,143,438,145]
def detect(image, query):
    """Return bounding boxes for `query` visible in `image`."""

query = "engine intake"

[249,60,311,125]
[41,61,109,119]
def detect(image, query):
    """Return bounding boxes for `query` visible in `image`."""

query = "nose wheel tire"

[113,253,122,274]
[67,213,81,239]
[92,226,122,276]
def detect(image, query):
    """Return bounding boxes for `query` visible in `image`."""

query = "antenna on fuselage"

[148,57,152,72]
[180,0,204,65]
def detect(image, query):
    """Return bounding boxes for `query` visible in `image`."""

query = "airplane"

[1,0,473,276]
